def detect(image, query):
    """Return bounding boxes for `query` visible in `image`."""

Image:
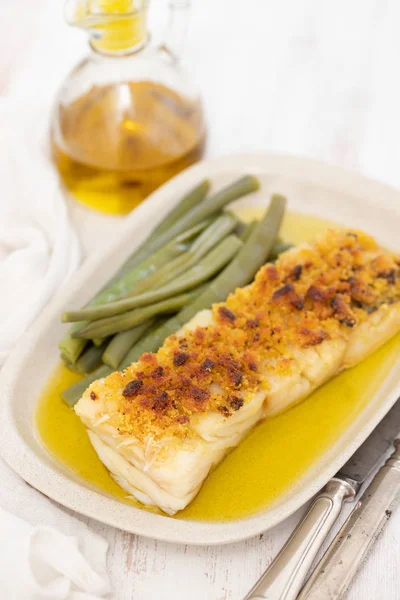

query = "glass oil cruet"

[51,0,206,215]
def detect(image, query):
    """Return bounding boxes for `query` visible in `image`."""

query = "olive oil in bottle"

[51,1,206,215]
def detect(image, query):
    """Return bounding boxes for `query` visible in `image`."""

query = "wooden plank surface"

[2,1,400,598]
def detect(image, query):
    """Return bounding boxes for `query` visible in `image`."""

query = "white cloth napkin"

[0,98,111,599]
[0,459,111,600]
[0,98,80,364]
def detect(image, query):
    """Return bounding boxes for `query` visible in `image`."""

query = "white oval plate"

[1,154,400,546]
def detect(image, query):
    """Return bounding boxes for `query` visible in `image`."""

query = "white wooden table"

[3,1,400,598]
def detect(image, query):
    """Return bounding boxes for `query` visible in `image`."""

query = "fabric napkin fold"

[0,97,111,599]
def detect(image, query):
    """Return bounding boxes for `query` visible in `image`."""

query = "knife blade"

[339,399,400,484]
[243,400,400,600]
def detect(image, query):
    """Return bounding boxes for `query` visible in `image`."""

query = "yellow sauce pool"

[36,366,147,509]
[36,211,400,521]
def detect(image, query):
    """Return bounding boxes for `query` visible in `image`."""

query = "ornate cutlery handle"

[243,478,356,600]
[298,440,400,600]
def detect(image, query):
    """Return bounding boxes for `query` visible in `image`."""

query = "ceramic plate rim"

[1,153,400,545]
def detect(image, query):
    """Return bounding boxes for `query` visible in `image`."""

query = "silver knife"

[243,400,400,600]
[298,441,400,599]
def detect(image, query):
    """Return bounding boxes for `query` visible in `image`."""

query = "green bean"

[189,212,238,254]
[171,219,213,244]
[102,321,156,369]
[127,213,240,297]
[60,177,257,363]
[58,219,210,363]
[92,219,211,304]
[110,319,167,372]
[59,324,89,366]
[95,214,237,296]
[63,216,239,323]
[178,194,287,312]
[116,179,211,277]
[238,219,259,242]
[121,320,178,367]
[125,252,190,298]
[173,175,259,234]
[60,353,83,374]
[74,289,200,339]
[146,180,211,238]
[122,194,286,362]
[118,175,259,281]
[64,235,243,322]
[61,364,112,407]
[156,175,257,249]
[75,341,108,374]
[62,319,169,406]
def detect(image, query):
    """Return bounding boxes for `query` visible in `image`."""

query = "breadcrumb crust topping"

[86,229,400,441]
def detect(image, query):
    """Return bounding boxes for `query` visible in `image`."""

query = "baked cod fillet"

[75,229,400,515]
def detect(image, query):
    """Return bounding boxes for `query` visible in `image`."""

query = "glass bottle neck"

[89,9,148,54]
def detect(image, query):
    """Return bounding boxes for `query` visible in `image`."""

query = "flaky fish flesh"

[75,229,400,515]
